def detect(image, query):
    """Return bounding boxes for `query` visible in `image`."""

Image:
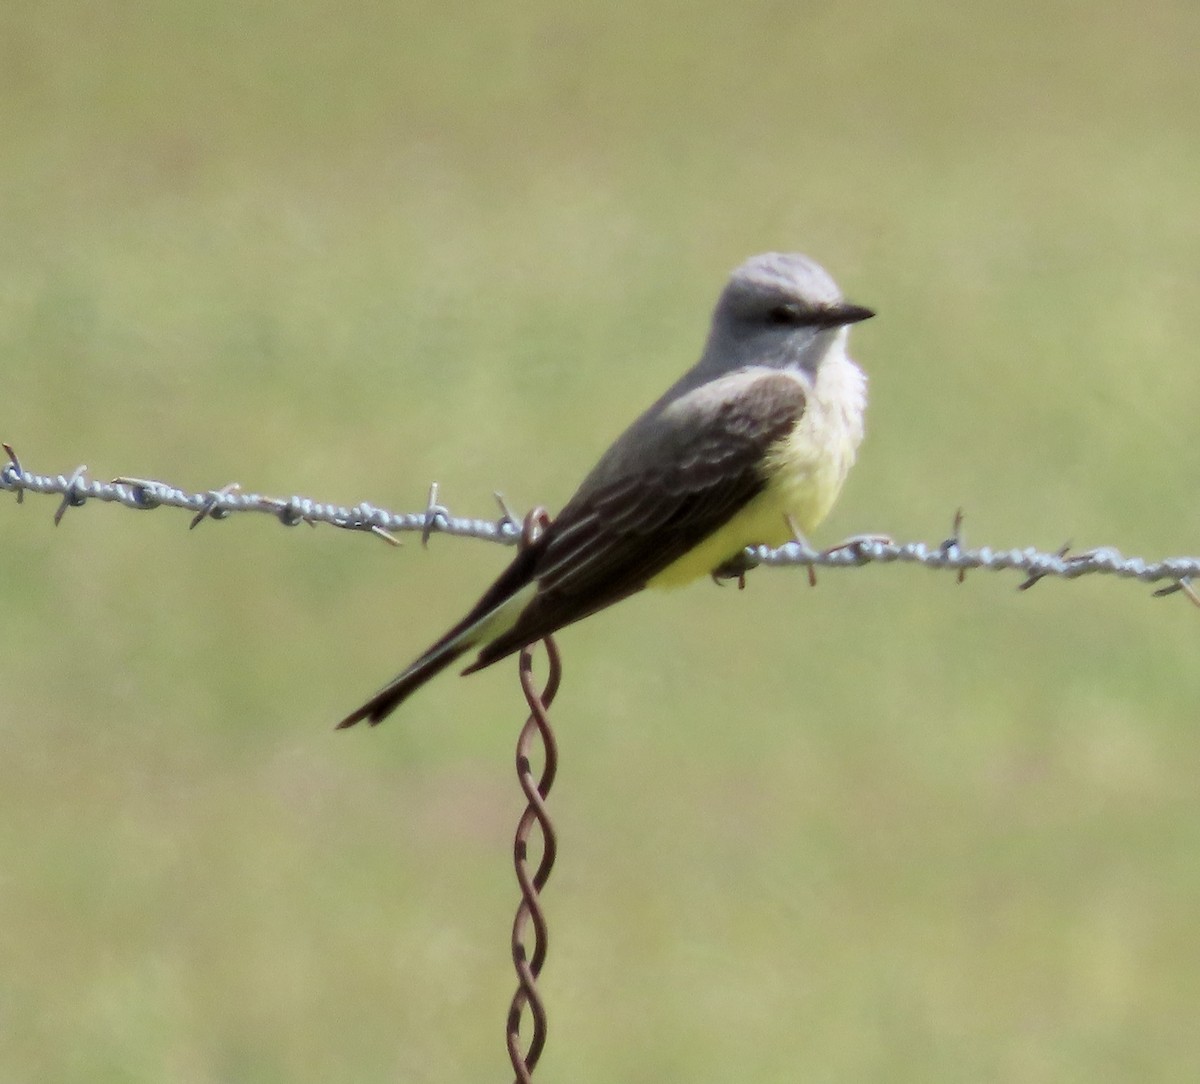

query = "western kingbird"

[338,252,872,727]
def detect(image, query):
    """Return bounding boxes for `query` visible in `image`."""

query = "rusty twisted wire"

[507,510,561,1084]
[507,635,561,1083]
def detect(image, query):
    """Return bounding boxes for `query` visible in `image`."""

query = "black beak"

[824,301,875,327]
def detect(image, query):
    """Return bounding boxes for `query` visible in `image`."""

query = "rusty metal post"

[506,506,561,1083]
[506,634,561,1082]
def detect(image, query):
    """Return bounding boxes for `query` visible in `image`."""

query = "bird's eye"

[767,304,801,326]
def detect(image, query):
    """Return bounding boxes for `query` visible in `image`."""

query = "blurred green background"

[3,1,1200,1080]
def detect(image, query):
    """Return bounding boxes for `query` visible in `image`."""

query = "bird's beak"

[826,302,875,327]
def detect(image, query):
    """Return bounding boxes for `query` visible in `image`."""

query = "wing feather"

[465,368,806,671]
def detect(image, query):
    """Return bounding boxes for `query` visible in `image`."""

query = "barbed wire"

[2,441,1198,603]
[0,442,519,547]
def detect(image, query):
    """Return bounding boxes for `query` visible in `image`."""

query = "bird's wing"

[464,368,806,671]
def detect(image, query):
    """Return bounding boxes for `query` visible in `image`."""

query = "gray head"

[697,252,874,378]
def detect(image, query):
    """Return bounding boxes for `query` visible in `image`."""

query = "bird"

[338,252,873,727]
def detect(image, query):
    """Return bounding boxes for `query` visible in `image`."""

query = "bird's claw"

[711,550,755,590]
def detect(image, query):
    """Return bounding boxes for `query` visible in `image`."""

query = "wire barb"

[1017,539,1073,591]
[493,491,521,536]
[2,443,26,504]
[940,507,967,584]
[111,475,166,510]
[189,482,241,529]
[420,481,451,548]
[507,509,560,1084]
[1153,576,1200,608]
[53,464,89,525]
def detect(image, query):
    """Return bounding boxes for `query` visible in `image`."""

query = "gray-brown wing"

[465,369,806,671]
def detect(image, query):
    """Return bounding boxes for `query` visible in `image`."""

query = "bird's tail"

[336,569,540,728]
[337,538,548,729]
[335,632,474,728]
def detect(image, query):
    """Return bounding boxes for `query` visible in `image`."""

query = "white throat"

[811,327,867,452]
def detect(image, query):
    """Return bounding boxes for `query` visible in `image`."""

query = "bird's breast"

[648,351,866,589]
[763,350,866,533]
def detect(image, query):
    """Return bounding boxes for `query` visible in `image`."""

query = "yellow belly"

[647,379,861,589]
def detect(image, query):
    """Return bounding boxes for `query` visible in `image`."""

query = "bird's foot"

[711,549,756,590]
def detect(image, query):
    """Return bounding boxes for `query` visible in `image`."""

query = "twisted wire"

[507,635,561,1083]
[4,443,1199,600]
[505,508,561,1083]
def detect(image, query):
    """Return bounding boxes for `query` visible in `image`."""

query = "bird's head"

[704,252,874,377]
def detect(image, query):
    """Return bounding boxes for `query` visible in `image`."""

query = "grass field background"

[3,2,1200,1080]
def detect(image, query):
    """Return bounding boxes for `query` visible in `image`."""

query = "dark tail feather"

[336,638,472,728]
[337,540,547,729]
[459,629,528,675]
[460,578,645,677]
